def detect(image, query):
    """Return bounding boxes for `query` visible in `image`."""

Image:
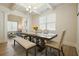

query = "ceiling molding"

[8,14,23,22]
[48,3,63,10]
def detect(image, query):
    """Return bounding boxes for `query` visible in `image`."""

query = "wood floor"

[0,39,78,56]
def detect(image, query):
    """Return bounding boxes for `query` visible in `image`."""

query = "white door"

[0,11,4,43]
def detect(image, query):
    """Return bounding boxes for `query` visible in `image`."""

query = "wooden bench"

[13,36,36,56]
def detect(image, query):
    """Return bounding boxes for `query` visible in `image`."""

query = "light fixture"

[26,5,37,13]
[28,6,31,9]
[26,8,29,11]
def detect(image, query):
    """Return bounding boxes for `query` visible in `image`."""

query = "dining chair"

[45,30,66,56]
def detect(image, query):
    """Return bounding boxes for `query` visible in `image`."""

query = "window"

[7,21,17,31]
[39,13,56,31]
[39,16,46,30]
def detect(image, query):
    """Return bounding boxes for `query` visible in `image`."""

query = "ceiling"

[0,3,15,9]
[0,3,62,22]
[0,3,62,15]
[17,3,62,15]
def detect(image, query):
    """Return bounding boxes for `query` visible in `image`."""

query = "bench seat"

[13,36,36,55]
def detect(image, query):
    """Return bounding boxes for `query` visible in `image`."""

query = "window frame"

[7,21,18,31]
[39,13,56,31]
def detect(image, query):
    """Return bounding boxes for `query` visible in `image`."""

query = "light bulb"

[26,8,29,11]
[28,6,31,9]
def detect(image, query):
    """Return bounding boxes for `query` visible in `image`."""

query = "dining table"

[17,32,57,51]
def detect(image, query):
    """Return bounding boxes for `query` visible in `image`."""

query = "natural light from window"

[39,13,56,31]
[7,21,17,31]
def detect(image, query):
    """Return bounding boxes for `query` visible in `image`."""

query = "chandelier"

[26,5,37,13]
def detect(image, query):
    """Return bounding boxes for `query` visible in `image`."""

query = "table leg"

[29,36,32,41]
[36,38,45,52]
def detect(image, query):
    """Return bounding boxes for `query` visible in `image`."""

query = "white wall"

[0,11,7,43]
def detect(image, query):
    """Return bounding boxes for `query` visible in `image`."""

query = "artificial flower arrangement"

[32,25,38,32]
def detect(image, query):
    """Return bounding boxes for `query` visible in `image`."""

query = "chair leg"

[45,47,48,56]
[34,46,37,56]
[26,50,28,56]
[61,47,64,56]
[14,40,15,46]
[50,47,52,55]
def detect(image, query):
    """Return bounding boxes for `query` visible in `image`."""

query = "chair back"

[59,31,66,48]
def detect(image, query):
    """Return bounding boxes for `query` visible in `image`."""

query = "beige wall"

[55,3,77,46]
